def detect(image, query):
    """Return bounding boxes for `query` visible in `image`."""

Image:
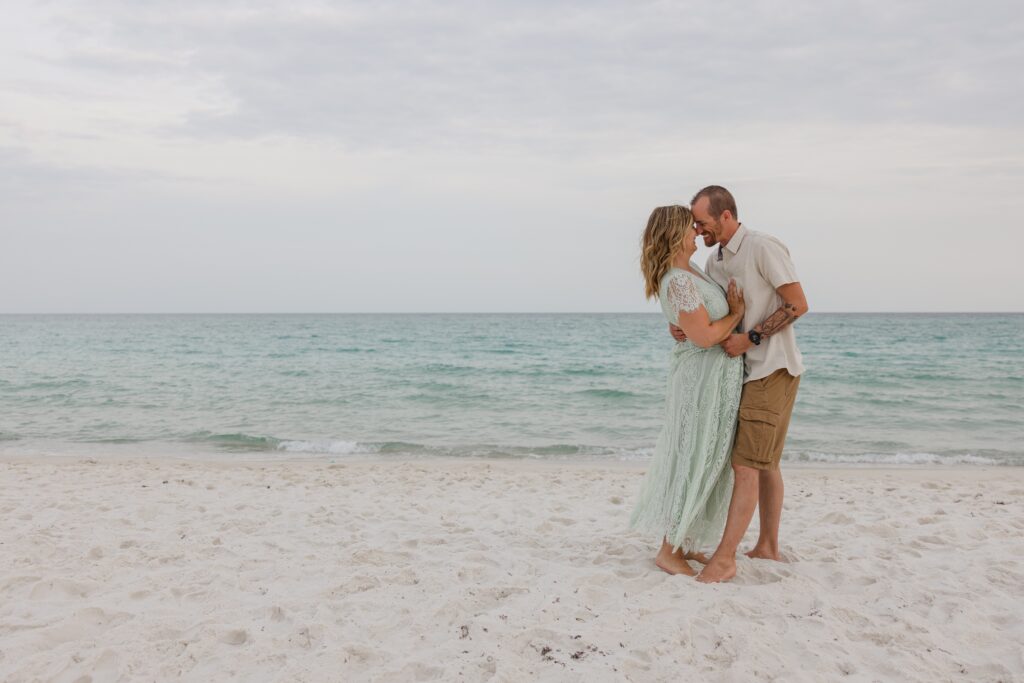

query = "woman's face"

[681,223,699,255]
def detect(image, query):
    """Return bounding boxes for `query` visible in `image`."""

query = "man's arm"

[754,282,808,337]
[720,282,808,357]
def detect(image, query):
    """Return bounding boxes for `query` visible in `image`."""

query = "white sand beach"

[1,455,1022,682]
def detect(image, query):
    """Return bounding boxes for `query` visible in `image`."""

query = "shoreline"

[2,450,1021,471]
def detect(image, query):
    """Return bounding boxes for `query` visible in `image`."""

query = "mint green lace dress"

[628,265,744,554]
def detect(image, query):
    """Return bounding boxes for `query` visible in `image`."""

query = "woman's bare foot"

[684,551,710,564]
[696,556,736,583]
[654,552,697,576]
[654,539,697,576]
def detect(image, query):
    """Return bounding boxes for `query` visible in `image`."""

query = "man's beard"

[701,221,723,246]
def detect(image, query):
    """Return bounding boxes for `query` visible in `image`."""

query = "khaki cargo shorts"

[731,368,801,471]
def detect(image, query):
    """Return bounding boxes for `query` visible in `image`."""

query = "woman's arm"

[674,279,745,349]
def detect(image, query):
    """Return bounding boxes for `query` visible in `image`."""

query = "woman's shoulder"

[659,267,690,293]
[661,266,703,288]
[661,266,695,282]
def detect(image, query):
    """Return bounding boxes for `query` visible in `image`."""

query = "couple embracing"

[628,185,808,584]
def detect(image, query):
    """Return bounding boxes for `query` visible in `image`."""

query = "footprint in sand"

[330,574,381,594]
[219,628,248,645]
[820,512,855,525]
[29,578,97,600]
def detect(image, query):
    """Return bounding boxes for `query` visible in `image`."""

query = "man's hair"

[691,185,738,220]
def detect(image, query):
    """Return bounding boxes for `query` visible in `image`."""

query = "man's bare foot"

[745,547,783,562]
[684,551,710,564]
[696,556,736,583]
[654,552,697,576]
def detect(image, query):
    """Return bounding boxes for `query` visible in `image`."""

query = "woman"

[628,205,745,576]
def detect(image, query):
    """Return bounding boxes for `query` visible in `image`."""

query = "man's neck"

[719,221,741,246]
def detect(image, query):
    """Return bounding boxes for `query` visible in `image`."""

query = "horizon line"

[1,311,1021,316]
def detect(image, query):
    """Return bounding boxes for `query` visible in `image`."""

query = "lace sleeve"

[667,273,703,314]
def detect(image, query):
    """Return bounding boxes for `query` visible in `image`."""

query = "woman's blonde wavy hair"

[640,205,694,300]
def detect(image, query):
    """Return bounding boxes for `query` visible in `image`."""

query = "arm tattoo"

[754,302,802,338]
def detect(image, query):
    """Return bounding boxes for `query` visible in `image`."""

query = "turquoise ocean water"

[0,314,1020,465]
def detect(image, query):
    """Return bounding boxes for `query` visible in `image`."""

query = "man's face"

[692,197,722,247]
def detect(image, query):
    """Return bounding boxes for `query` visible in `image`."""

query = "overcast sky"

[2,0,1022,313]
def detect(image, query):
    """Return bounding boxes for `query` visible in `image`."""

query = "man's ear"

[721,210,733,223]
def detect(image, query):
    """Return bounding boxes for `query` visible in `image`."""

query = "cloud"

[7,0,1021,154]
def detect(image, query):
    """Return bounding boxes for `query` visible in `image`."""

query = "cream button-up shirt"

[705,224,805,383]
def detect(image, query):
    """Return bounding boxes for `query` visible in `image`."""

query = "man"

[670,185,808,583]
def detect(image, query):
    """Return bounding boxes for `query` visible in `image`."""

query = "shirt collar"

[722,223,747,256]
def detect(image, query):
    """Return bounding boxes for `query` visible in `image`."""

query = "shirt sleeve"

[755,237,799,289]
[666,273,703,314]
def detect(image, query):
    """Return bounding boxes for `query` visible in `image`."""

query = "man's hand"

[720,333,752,357]
[669,324,688,342]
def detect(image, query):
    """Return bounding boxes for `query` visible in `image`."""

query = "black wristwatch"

[747,329,763,346]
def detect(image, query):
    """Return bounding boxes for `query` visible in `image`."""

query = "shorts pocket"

[739,371,783,411]
[735,406,780,464]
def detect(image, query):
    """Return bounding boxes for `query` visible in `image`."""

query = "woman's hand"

[727,279,745,317]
